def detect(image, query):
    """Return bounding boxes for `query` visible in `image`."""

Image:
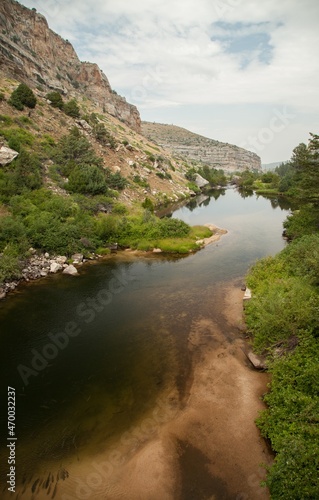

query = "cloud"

[21,0,319,162]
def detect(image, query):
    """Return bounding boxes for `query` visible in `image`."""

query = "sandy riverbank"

[14,279,272,500]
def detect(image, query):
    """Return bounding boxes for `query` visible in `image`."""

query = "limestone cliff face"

[142,122,261,172]
[0,0,141,131]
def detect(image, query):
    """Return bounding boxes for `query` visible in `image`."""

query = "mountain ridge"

[142,121,261,172]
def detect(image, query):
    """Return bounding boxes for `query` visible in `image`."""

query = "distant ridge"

[142,122,261,173]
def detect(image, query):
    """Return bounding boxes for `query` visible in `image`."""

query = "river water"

[0,188,290,499]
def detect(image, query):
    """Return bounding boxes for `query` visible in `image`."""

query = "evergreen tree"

[8,83,37,110]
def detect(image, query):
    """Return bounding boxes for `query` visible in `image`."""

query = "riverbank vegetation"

[0,112,213,284]
[244,133,319,498]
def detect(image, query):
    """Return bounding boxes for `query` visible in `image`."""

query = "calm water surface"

[0,188,290,492]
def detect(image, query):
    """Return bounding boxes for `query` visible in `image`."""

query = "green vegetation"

[8,83,37,110]
[244,132,319,498]
[46,91,64,109]
[63,98,80,118]
[0,111,211,284]
[198,165,227,187]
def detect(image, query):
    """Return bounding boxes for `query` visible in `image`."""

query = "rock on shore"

[0,249,84,299]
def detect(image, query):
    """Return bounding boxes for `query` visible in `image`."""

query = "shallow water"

[0,188,289,496]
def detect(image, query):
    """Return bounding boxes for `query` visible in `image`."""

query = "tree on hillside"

[8,83,37,110]
[46,91,64,109]
[63,99,80,118]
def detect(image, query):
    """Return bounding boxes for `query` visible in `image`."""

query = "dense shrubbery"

[68,164,108,195]
[198,165,227,187]
[245,133,319,499]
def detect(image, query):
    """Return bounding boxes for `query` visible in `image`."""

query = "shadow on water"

[177,439,231,500]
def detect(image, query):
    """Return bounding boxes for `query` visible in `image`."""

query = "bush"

[0,216,28,252]
[63,99,80,118]
[67,164,108,195]
[8,83,37,110]
[0,245,22,283]
[93,123,117,149]
[0,92,5,102]
[46,91,64,109]
[53,127,103,176]
[142,197,154,212]
[106,171,127,190]
[0,128,35,152]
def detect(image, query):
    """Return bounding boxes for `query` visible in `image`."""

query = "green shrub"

[0,245,22,283]
[0,216,28,252]
[46,91,64,109]
[0,127,34,152]
[0,115,13,126]
[67,164,108,195]
[8,83,37,110]
[53,127,103,175]
[63,99,80,118]
[141,197,154,212]
[256,337,319,499]
[93,123,116,149]
[106,171,127,190]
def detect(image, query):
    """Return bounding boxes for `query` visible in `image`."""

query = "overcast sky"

[22,0,319,163]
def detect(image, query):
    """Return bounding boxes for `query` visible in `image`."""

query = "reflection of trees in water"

[186,189,226,211]
[257,193,295,211]
[238,187,254,199]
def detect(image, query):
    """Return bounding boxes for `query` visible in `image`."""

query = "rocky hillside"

[0,72,196,206]
[142,122,261,172]
[0,0,140,131]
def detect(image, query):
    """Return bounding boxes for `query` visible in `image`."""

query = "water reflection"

[0,187,291,493]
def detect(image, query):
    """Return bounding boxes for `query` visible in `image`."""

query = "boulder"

[194,173,209,189]
[50,262,62,273]
[71,253,83,263]
[56,256,67,264]
[76,119,92,132]
[243,288,252,301]
[247,351,267,370]
[0,146,19,166]
[63,264,78,276]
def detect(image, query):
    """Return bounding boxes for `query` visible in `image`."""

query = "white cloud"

[21,0,319,162]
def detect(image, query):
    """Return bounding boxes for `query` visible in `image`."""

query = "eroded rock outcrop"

[142,122,261,173]
[0,0,141,131]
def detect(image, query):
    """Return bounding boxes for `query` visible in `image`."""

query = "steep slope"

[0,73,194,206]
[142,122,261,172]
[0,0,140,131]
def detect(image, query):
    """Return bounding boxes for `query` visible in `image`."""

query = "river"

[0,188,290,499]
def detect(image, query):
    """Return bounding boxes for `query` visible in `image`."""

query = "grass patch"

[155,238,198,253]
[190,225,212,239]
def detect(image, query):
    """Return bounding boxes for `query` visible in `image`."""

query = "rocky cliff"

[0,0,141,131]
[142,122,261,172]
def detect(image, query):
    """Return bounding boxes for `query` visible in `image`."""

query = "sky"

[21,0,319,164]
